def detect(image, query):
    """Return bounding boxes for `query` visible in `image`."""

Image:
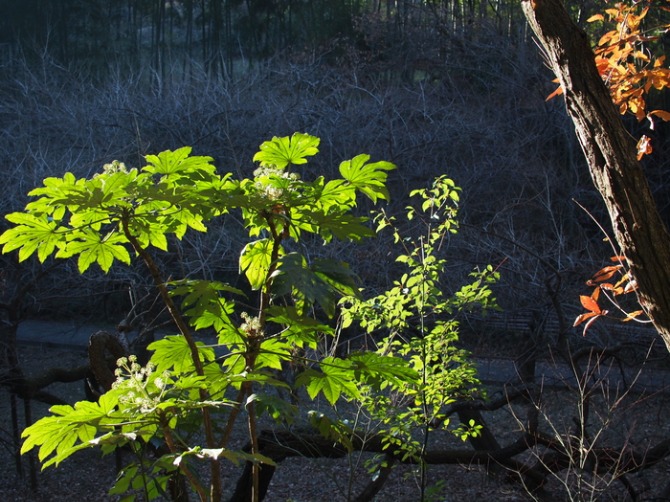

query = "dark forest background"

[0,0,668,350]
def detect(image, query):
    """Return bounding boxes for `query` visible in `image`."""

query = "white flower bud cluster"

[112,355,171,414]
[252,166,300,201]
[100,160,128,175]
[240,311,263,337]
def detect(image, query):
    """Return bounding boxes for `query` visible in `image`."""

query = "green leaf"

[296,208,374,242]
[347,352,418,389]
[94,169,137,205]
[56,229,130,273]
[143,147,216,180]
[308,411,354,452]
[240,238,281,290]
[252,133,320,169]
[316,179,357,211]
[127,214,170,251]
[109,464,137,496]
[0,213,63,262]
[21,391,122,468]
[296,357,360,405]
[252,392,298,422]
[266,305,334,348]
[148,335,215,375]
[170,279,242,332]
[339,155,396,203]
[311,258,361,299]
[273,254,360,317]
[255,338,292,370]
[26,172,86,212]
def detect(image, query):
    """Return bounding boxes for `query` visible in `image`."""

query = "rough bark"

[521,0,670,352]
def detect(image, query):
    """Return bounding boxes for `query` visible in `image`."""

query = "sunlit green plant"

[1,133,497,501]
[340,175,498,500]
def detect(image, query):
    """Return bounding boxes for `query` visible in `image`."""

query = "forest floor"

[3,322,670,501]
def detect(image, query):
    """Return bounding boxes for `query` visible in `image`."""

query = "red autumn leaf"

[590,265,622,283]
[574,311,598,328]
[580,294,602,314]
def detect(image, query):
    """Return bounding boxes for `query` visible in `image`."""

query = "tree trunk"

[521,0,670,352]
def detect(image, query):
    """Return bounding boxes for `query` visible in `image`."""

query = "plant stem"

[121,215,222,501]
[160,412,208,501]
[220,387,247,449]
[219,211,284,498]
[246,388,261,502]
[247,212,284,501]
[418,235,429,502]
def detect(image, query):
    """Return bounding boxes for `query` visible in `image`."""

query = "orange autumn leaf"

[600,282,624,295]
[574,311,598,328]
[637,135,653,160]
[580,294,602,314]
[574,310,607,335]
[585,0,670,143]
[591,265,623,283]
[623,310,645,322]
[649,110,670,121]
[546,85,563,101]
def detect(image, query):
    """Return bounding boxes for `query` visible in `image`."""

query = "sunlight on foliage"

[2,133,496,501]
[339,175,498,489]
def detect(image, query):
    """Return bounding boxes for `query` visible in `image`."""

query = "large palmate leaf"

[56,228,131,273]
[82,170,137,208]
[265,305,334,348]
[0,213,64,262]
[21,391,121,468]
[169,279,242,332]
[143,147,217,181]
[252,132,320,169]
[315,179,357,211]
[240,238,283,290]
[339,154,395,203]
[255,338,293,370]
[25,172,86,213]
[148,335,215,375]
[272,254,360,317]
[293,208,374,242]
[296,356,361,405]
